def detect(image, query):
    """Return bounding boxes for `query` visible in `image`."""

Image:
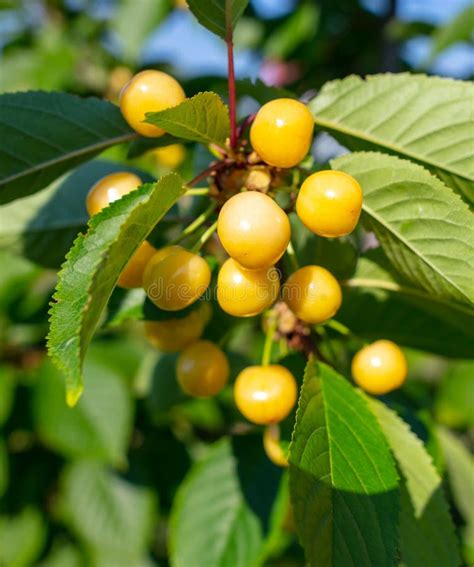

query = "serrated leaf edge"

[331,151,474,305]
[47,174,184,403]
[144,91,230,146]
[368,398,461,565]
[314,73,473,185]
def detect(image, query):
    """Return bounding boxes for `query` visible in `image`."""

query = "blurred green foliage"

[0,1,472,565]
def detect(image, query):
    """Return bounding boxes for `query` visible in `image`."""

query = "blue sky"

[1,0,473,79]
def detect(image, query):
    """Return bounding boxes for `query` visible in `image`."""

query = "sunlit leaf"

[370,400,460,567]
[145,92,230,147]
[289,361,399,567]
[333,152,474,305]
[311,74,474,201]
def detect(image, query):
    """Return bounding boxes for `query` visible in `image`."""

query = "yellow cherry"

[152,144,186,168]
[119,70,185,137]
[234,365,297,425]
[263,424,288,467]
[217,191,291,270]
[352,340,408,395]
[217,258,280,317]
[250,98,314,168]
[143,245,211,311]
[177,340,230,397]
[86,171,141,216]
[283,265,342,324]
[144,302,209,352]
[117,241,157,288]
[296,170,363,237]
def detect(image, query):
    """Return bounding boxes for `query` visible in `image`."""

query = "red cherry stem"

[237,113,255,140]
[225,1,238,150]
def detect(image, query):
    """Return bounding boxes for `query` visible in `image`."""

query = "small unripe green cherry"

[296,170,363,237]
[86,171,141,216]
[143,245,211,311]
[217,258,280,317]
[217,191,291,270]
[117,241,157,288]
[234,365,297,425]
[352,340,408,395]
[250,98,314,168]
[177,340,230,397]
[119,70,185,137]
[283,265,342,324]
[144,302,210,352]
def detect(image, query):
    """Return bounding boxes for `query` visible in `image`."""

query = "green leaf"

[370,400,460,567]
[288,361,399,567]
[0,160,153,269]
[0,91,136,204]
[33,358,133,466]
[187,0,249,40]
[435,361,474,427]
[58,461,156,566]
[0,438,7,498]
[338,250,474,358]
[47,173,185,405]
[170,436,286,567]
[145,92,230,147]
[288,212,358,280]
[437,427,474,564]
[332,152,474,306]
[111,0,169,64]
[146,353,186,417]
[38,543,83,567]
[0,508,46,567]
[428,5,474,62]
[0,366,15,425]
[311,74,474,201]
[106,288,147,327]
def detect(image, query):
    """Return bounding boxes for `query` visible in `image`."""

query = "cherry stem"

[226,9,238,149]
[262,314,278,366]
[170,202,217,245]
[324,319,351,337]
[191,220,218,253]
[237,113,255,139]
[186,165,216,188]
[186,188,210,196]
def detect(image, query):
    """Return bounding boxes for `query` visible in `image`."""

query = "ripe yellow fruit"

[217,258,280,317]
[144,302,210,352]
[143,245,211,311]
[263,424,288,467]
[234,365,297,425]
[119,70,185,137]
[250,98,314,168]
[352,340,408,395]
[117,241,157,288]
[296,170,363,237]
[152,144,186,168]
[283,265,342,324]
[177,340,230,397]
[217,191,291,270]
[86,171,141,216]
